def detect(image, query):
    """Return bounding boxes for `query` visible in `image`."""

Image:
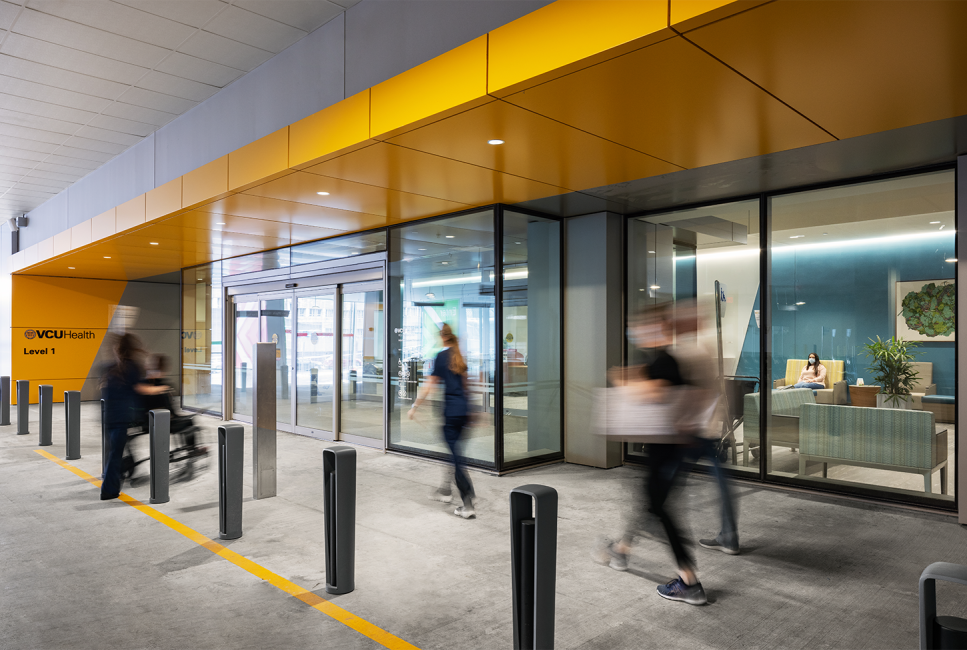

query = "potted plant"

[862,336,921,409]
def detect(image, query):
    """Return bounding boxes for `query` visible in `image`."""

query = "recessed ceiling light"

[215,222,226,225]
[103,256,111,259]
[650,285,660,290]
[418,248,427,251]
[648,250,656,254]
[425,292,436,299]
[939,224,946,230]
[639,288,645,292]
[441,261,449,265]
[350,252,359,255]
[822,233,828,236]
[515,241,521,245]
[796,301,806,306]
[445,235,455,238]
[790,235,805,239]
[149,242,159,245]
[488,139,504,145]
[68,266,75,269]
[317,191,330,196]
[946,258,957,263]
[930,221,941,224]
[197,278,204,281]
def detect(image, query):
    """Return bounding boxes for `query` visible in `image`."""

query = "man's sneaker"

[657,578,707,605]
[454,506,476,519]
[591,541,628,571]
[428,490,452,503]
[699,536,739,555]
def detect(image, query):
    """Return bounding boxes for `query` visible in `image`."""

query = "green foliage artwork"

[896,280,956,342]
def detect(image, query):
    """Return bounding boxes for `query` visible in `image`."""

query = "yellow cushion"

[784,359,844,389]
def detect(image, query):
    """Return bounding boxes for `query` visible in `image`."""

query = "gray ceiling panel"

[23,168,82,183]
[0,124,69,146]
[0,106,80,135]
[62,135,126,156]
[156,51,244,87]
[0,93,95,125]
[136,70,219,102]
[0,134,59,154]
[0,73,113,113]
[102,102,177,128]
[40,153,100,171]
[117,87,198,115]
[1,33,148,84]
[112,0,227,29]
[0,1,19,30]
[87,114,157,137]
[51,145,114,164]
[178,29,272,71]
[73,125,143,147]
[235,0,343,33]
[0,54,128,100]
[26,0,196,49]
[208,5,306,52]
[14,8,168,68]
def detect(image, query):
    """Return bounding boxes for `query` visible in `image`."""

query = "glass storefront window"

[291,231,387,266]
[388,210,497,467]
[182,263,222,415]
[502,210,562,464]
[628,200,761,475]
[233,298,260,417]
[222,248,291,277]
[769,170,955,501]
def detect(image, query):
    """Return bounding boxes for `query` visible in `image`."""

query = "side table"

[850,385,880,408]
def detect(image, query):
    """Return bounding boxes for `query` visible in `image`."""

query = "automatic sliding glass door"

[295,291,337,437]
[339,285,384,444]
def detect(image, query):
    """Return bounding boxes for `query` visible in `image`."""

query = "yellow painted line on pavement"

[34,449,420,650]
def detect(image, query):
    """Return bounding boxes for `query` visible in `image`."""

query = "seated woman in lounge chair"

[793,354,826,389]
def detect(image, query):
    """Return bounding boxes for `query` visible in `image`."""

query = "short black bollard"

[920,562,967,649]
[65,391,81,460]
[323,446,356,595]
[510,484,558,650]
[218,424,244,540]
[100,398,108,478]
[16,379,29,436]
[38,384,53,446]
[149,409,170,505]
[0,376,10,426]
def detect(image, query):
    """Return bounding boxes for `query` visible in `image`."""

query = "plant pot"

[876,393,913,410]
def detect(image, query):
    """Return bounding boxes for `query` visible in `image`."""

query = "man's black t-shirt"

[641,348,686,386]
[431,347,468,418]
[102,361,142,427]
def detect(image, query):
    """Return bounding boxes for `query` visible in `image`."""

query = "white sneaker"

[428,491,452,503]
[454,506,476,519]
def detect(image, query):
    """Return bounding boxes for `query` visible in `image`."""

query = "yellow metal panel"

[502,36,833,170]
[70,221,92,249]
[229,127,290,192]
[687,0,967,139]
[53,230,71,256]
[387,99,682,192]
[370,35,490,139]
[670,0,770,32]
[488,0,671,97]
[290,90,372,169]
[204,194,391,232]
[183,156,229,208]
[116,194,146,232]
[243,170,470,222]
[305,142,570,207]
[146,177,182,222]
[91,209,115,241]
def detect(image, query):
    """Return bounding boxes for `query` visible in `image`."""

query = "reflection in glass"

[296,293,335,432]
[234,300,260,417]
[222,248,291,277]
[502,211,561,463]
[291,231,387,266]
[388,210,496,466]
[341,290,384,441]
[261,298,292,425]
[182,263,222,415]
[769,170,955,500]
[627,200,761,475]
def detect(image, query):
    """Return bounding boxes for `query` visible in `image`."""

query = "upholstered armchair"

[773,359,847,405]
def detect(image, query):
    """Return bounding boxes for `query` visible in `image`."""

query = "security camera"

[7,218,17,232]
[16,215,27,228]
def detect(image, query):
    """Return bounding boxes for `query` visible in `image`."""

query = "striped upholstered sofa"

[742,388,816,467]
[799,404,948,494]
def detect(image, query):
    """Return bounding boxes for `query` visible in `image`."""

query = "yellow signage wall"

[12,276,126,403]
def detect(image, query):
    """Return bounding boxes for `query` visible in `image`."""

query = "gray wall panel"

[344,0,551,96]
[67,134,155,229]
[21,190,69,249]
[154,15,345,187]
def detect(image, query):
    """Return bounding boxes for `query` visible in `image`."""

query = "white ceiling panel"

[0,171,23,183]
[34,161,95,176]
[41,153,100,170]
[117,87,198,115]
[13,8,169,68]
[156,51,243,87]
[52,145,114,164]
[87,114,157,137]
[0,134,59,154]
[0,73,113,113]
[0,145,46,164]
[0,1,19,30]
[112,0,227,30]
[26,171,84,185]
[0,93,95,125]
[3,188,58,200]
[208,5,306,53]
[0,161,35,175]
[136,70,219,103]
[26,0,196,49]
[1,33,148,85]
[0,122,70,146]
[178,30,272,71]
[103,102,176,128]
[20,175,71,190]
[17,181,70,194]
[0,106,81,135]
[235,0,343,34]
[0,54,128,101]
[62,135,126,156]
[327,0,362,9]
[73,125,142,147]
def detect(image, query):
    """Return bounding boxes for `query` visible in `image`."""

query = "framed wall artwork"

[896,280,955,342]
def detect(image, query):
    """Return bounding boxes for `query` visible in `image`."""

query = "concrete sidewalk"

[2,403,967,649]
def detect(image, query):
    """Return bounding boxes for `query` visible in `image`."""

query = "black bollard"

[16,380,29,436]
[218,424,244,540]
[920,562,967,649]
[0,376,10,426]
[510,484,558,650]
[148,409,170,505]
[323,446,356,595]
[65,391,81,460]
[38,384,53,446]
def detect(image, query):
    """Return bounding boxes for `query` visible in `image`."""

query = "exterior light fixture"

[946,258,957,263]
[149,242,159,245]
[317,191,330,196]
[103,256,111,259]
[930,221,941,224]
[488,139,504,145]
[796,301,806,305]
[790,235,805,239]
[445,235,455,238]
[650,285,660,290]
